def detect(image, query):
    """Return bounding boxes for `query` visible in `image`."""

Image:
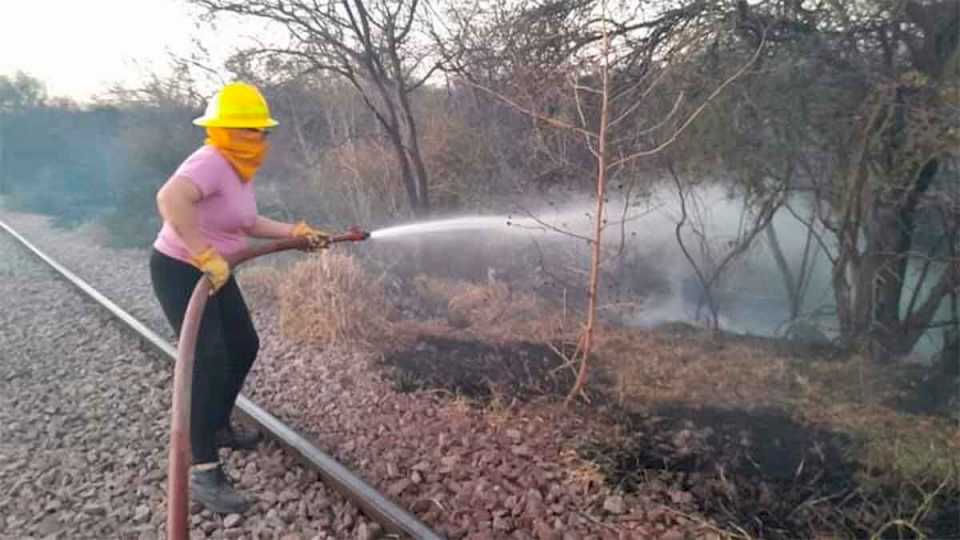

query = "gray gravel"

[0,225,380,539]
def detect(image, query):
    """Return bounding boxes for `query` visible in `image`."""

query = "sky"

[0,0,241,102]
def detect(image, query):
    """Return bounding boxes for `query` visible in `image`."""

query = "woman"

[150,82,327,514]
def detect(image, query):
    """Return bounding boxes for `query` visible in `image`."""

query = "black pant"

[149,249,260,464]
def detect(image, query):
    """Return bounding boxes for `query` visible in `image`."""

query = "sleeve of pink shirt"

[174,147,225,199]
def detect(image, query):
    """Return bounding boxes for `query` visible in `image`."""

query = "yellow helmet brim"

[192,116,279,128]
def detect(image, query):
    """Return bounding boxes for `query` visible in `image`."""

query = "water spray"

[366,215,568,241]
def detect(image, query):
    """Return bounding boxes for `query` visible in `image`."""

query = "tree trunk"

[394,76,430,214]
[843,161,941,360]
[766,222,801,320]
[386,124,425,216]
[362,67,426,216]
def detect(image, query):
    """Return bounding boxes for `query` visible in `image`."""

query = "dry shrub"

[273,263,569,354]
[277,253,395,348]
[413,275,523,323]
[410,275,571,344]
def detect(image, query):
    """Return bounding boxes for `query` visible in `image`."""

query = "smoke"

[609,184,835,336]
[365,181,947,358]
[500,184,836,337]
[367,183,834,339]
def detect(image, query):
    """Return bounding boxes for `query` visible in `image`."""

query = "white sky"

[0,0,246,102]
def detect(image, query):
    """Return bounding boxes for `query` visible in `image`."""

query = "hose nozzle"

[331,225,370,243]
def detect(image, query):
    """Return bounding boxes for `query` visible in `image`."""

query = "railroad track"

[0,218,442,540]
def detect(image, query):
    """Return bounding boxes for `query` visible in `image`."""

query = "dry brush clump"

[408,275,572,344]
[277,253,397,349]
[274,253,572,353]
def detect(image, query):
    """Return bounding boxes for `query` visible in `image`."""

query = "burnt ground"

[381,336,597,401]
[380,333,960,540]
[583,404,958,539]
[582,407,860,540]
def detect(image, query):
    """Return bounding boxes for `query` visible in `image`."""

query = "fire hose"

[166,227,370,539]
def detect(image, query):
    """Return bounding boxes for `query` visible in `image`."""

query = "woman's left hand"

[290,221,331,251]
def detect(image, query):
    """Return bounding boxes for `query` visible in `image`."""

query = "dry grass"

[595,327,798,410]
[483,392,515,428]
[799,400,959,483]
[277,253,396,348]
[444,394,475,419]
[275,255,570,350]
[413,275,530,325]
[274,259,573,351]
[409,275,572,345]
[785,356,959,483]
[596,325,960,490]
[559,447,608,489]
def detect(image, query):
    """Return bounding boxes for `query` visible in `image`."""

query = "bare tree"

[437,0,764,402]
[736,0,960,360]
[659,0,960,360]
[191,0,440,216]
[667,163,784,331]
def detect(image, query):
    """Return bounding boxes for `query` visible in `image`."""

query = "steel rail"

[0,218,442,540]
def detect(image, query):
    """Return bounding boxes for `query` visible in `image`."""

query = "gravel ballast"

[0,225,381,539]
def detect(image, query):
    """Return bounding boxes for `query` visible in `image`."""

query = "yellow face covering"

[205,127,269,183]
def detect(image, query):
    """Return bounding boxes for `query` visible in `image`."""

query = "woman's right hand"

[191,247,231,293]
[290,221,332,251]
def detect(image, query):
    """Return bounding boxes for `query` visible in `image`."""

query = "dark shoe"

[190,465,252,514]
[215,424,263,450]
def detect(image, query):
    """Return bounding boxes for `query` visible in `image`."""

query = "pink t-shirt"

[153,146,258,264]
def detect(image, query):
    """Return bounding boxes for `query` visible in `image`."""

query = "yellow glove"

[190,247,230,294]
[290,221,331,251]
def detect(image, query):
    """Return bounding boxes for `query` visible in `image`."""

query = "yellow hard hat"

[192,82,279,128]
